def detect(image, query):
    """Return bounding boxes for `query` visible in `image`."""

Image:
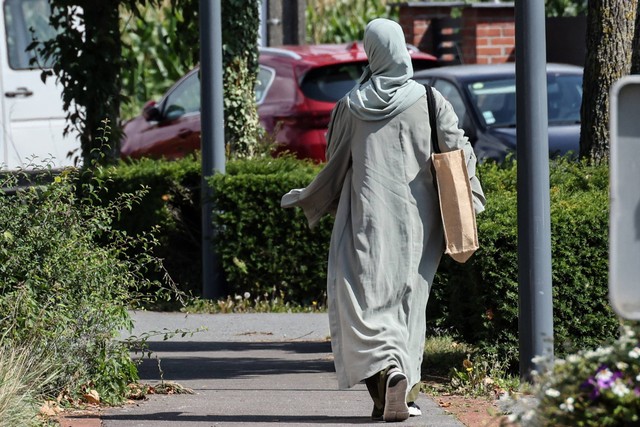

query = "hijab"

[346,18,426,121]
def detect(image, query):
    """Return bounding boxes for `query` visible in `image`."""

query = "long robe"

[282,88,485,390]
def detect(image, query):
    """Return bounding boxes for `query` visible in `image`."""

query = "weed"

[182,291,325,314]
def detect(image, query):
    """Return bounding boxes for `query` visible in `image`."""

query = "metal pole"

[200,0,226,299]
[515,0,554,380]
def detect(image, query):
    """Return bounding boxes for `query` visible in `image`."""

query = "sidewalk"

[68,312,466,427]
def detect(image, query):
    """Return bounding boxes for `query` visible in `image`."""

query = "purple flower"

[581,365,625,400]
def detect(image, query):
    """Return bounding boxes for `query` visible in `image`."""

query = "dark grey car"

[413,63,583,163]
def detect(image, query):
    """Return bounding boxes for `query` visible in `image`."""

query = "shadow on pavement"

[134,340,335,382]
[101,413,375,424]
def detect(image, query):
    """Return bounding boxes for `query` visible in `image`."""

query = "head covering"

[346,18,426,121]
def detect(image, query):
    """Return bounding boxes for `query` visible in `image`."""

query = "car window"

[256,65,275,105]
[547,74,582,124]
[432,79,468,128]
[412,59,438,72]
[163,70,200,120]
[467,74,583,128]
[300,62,367,103]
[467,79,516,128]
[4,0,58,69]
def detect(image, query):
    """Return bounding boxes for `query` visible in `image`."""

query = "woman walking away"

[281,18,485,422]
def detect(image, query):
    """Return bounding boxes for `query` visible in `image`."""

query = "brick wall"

[399,2,516,65]
[462,6,515,64]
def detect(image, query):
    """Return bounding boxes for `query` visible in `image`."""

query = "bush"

[429,158,616,369]
[209,156,332,304]
[505,323,640,426]
[0,167,160,404]
[97,155,202,298]
[96,155,616,371]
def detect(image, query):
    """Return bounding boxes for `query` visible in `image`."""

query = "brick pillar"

[398,5,452,55]
[461,5,515,64]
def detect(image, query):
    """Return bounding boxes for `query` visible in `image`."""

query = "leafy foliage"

[306,0,398,44]
[95,155,615,373]
[208,156,332,304]
[505,324,640,426]
[0,165,161,404]
[30,1,124,165]
[120,2,191,119]
[429,158,616,370]
[97,154,202,299]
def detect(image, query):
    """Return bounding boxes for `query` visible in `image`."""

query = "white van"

[0,0,78,170]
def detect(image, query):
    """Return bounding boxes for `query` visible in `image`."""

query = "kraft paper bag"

[431,148,479,263]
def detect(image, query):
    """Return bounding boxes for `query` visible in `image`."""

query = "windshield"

[300,59,437,103]
[300,62,367,103]
[467,74,583,128]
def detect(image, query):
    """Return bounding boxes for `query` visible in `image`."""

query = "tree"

[34,0,126,165]
[632,6,640,74]
[580,0,637,161]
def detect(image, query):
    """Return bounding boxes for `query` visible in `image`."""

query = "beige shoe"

[383,368,409,422]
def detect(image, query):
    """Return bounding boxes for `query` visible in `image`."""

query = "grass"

[181,292,326,314]
[0,341,57,427]
[421,334,521,398]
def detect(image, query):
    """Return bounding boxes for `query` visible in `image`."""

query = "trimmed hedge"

[102,155,617,367]
[209,156,331,304]
[96,155,202,296]
[430,159,615,367]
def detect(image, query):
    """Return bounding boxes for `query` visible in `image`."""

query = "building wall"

[399,2,586,66]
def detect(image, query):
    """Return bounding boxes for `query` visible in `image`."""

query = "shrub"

[504,324,640,426]
[209,156,332,304]
[97,155,616,372]
[0,167,160,404]
[97,155,202,298]
[429,158,616,369]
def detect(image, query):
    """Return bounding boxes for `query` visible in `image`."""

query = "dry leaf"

[438,400,452,408]
[83,389,100,404]
[40,400,62,417]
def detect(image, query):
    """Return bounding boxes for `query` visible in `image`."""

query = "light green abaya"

[281,18,485,391]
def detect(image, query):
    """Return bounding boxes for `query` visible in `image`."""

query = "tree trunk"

[80,0,122,165]
[580,0,637,162]
[632,5,640,74]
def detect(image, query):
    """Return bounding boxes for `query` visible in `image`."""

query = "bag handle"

[426,85,440,154]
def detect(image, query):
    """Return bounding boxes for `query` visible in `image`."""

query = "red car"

[120,43,438,162]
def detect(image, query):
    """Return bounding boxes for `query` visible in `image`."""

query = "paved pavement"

[93,311,465,427]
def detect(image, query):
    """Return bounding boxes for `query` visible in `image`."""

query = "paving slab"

[99,311,464,427]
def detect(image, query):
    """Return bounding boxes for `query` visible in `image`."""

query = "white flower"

[629,347,640,359]
[521,409,536,422]
[611,381,630,397]
[567,354,581,364]
[585,347,613,359]
[243,292,251,299]
[636,373,640,382]
[595,368,613,382]
[617,361,629,370]
[559,397,575,412]
[545,388,561,398]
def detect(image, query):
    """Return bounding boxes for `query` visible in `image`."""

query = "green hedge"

[209,156,331,304]
[102,155,617,367]
[429,159,615,368]
[96,155,202,296]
